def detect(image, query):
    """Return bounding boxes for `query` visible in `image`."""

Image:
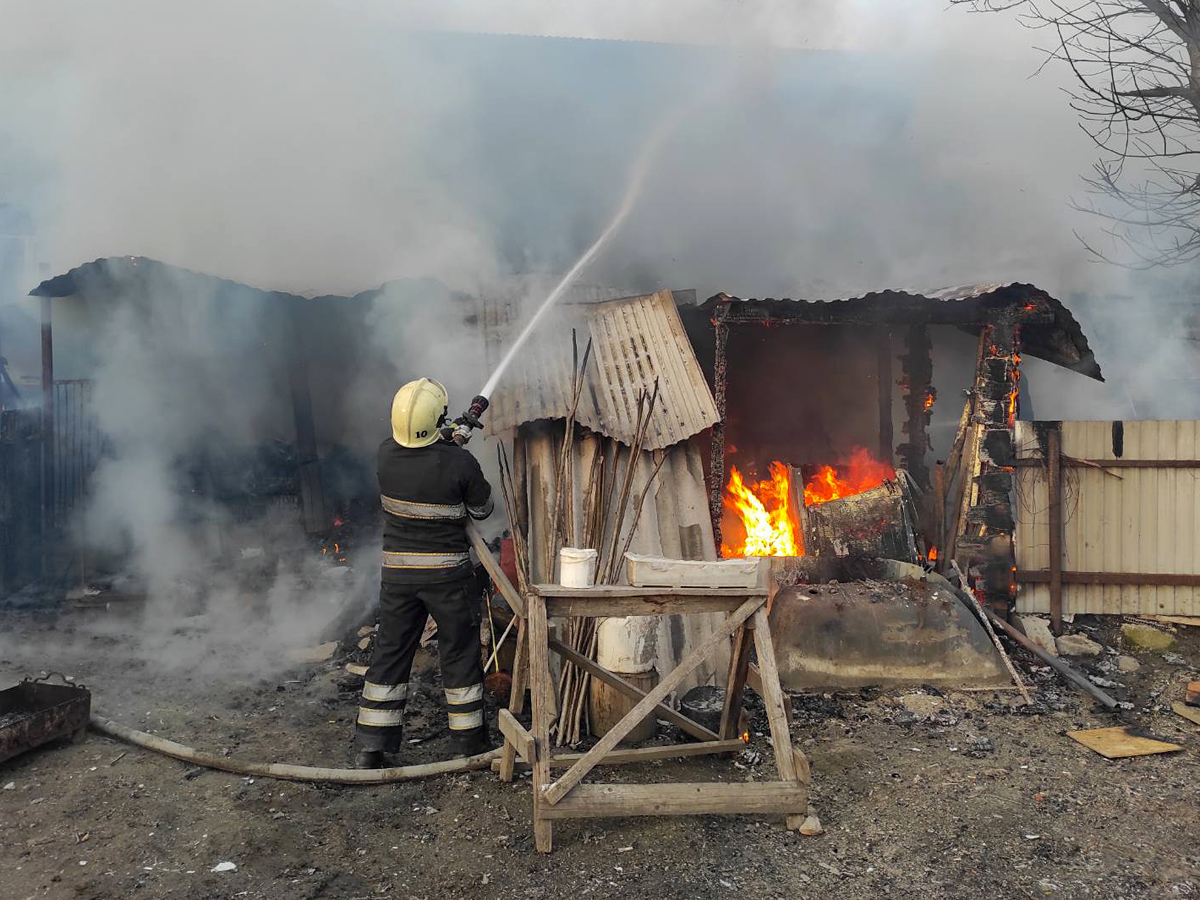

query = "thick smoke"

[1,1,1196,673]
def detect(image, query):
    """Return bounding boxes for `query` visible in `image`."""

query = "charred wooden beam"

[875,328,893,465]
[898,324,933,491]
[282,300,327,535]
[956,318,1021,615]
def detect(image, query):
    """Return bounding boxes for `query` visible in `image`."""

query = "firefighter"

[354,377,495,769]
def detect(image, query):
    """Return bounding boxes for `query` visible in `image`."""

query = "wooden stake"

[1048,426,1064,635]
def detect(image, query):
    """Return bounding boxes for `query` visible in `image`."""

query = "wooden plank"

[468,522,525,619]
[1148,615,1200,627]
[548,638,719,743]
[1172,702,1200,727]
[544,595,753,617]
[1048,427,1063,633]
[537,781,809,820]
[1066,726,1182,759]
[526,591,554,853]
[542,596,763,806]
[533,584,767,599]
[498,617,529,782]
[751,606,806,829]
[719,620,754,739]
[498,709,535,764]
[492,740,748,773]
[1015,571,1200,587]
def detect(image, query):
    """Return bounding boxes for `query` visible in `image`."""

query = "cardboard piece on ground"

[345,663,368,676]
[1172,702,1200,727]
[357,626,374,637]
[1067,726,1182,759]
[289,641,338,663]
[357,637,371,650]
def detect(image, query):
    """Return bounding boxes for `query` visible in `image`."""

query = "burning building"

[680,284,1101,616]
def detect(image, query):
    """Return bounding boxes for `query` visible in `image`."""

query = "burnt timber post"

[875,327,893,464]
[283,299,327,535]
[708,301,730,551]
[898,324,932,490]
[958,315,1021,615]
[1046,424,1064,634]
[40,295,54,575]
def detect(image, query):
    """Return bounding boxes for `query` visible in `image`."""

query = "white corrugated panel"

[1014,420,1200,616]
[482,291,719,450]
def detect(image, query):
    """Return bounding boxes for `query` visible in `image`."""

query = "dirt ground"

[2,604,1199,900]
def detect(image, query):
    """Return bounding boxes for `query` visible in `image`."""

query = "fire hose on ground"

[89,713,501,784]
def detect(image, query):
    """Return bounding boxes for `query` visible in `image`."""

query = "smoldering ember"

[3,7,1200,900]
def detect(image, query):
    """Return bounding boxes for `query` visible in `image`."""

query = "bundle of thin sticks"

[553,375,661,746]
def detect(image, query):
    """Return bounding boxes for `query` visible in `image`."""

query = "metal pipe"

[983,609,1119,709]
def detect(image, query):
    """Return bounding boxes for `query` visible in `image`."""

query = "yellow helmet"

[390,378,448,448]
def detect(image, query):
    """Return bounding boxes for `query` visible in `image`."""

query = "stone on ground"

[1017,616,1058,657]
[1120,623,1176,652]
[1116,655,1141,674]
[1055,632,1102,657]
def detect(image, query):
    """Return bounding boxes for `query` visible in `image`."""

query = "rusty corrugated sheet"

[703,283,1103,381]
[483,290,719,450]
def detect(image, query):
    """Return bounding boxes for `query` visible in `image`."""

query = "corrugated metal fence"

[1014,420,1200,618]
[53,380,100,523]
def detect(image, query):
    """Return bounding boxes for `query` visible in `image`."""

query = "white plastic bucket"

[596,616,656,674]
[558,547,598,588]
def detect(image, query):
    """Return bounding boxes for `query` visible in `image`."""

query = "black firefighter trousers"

[355,575,485,753]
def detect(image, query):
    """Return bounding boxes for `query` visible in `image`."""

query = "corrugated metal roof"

[703,283,1103,381]
[482,290,719,449]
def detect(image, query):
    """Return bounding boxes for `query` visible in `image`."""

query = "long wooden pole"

[1047,426,1064,635]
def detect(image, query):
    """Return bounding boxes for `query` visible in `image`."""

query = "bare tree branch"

[951,1,1200,266]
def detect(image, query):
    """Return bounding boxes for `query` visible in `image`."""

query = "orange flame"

[1007,353,1021,427]
[923,391,935,411]
[928,546,938,562]
[721,448,895,558]
[721,462,802,558]
[802,448,896,506]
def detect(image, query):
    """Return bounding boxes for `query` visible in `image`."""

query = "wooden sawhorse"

[495,584,810,853]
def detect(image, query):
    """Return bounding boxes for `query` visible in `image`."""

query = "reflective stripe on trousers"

[445,682,484,731]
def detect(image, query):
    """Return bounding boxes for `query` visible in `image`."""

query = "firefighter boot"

[354,749,387,769]
[449,709,494,758]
